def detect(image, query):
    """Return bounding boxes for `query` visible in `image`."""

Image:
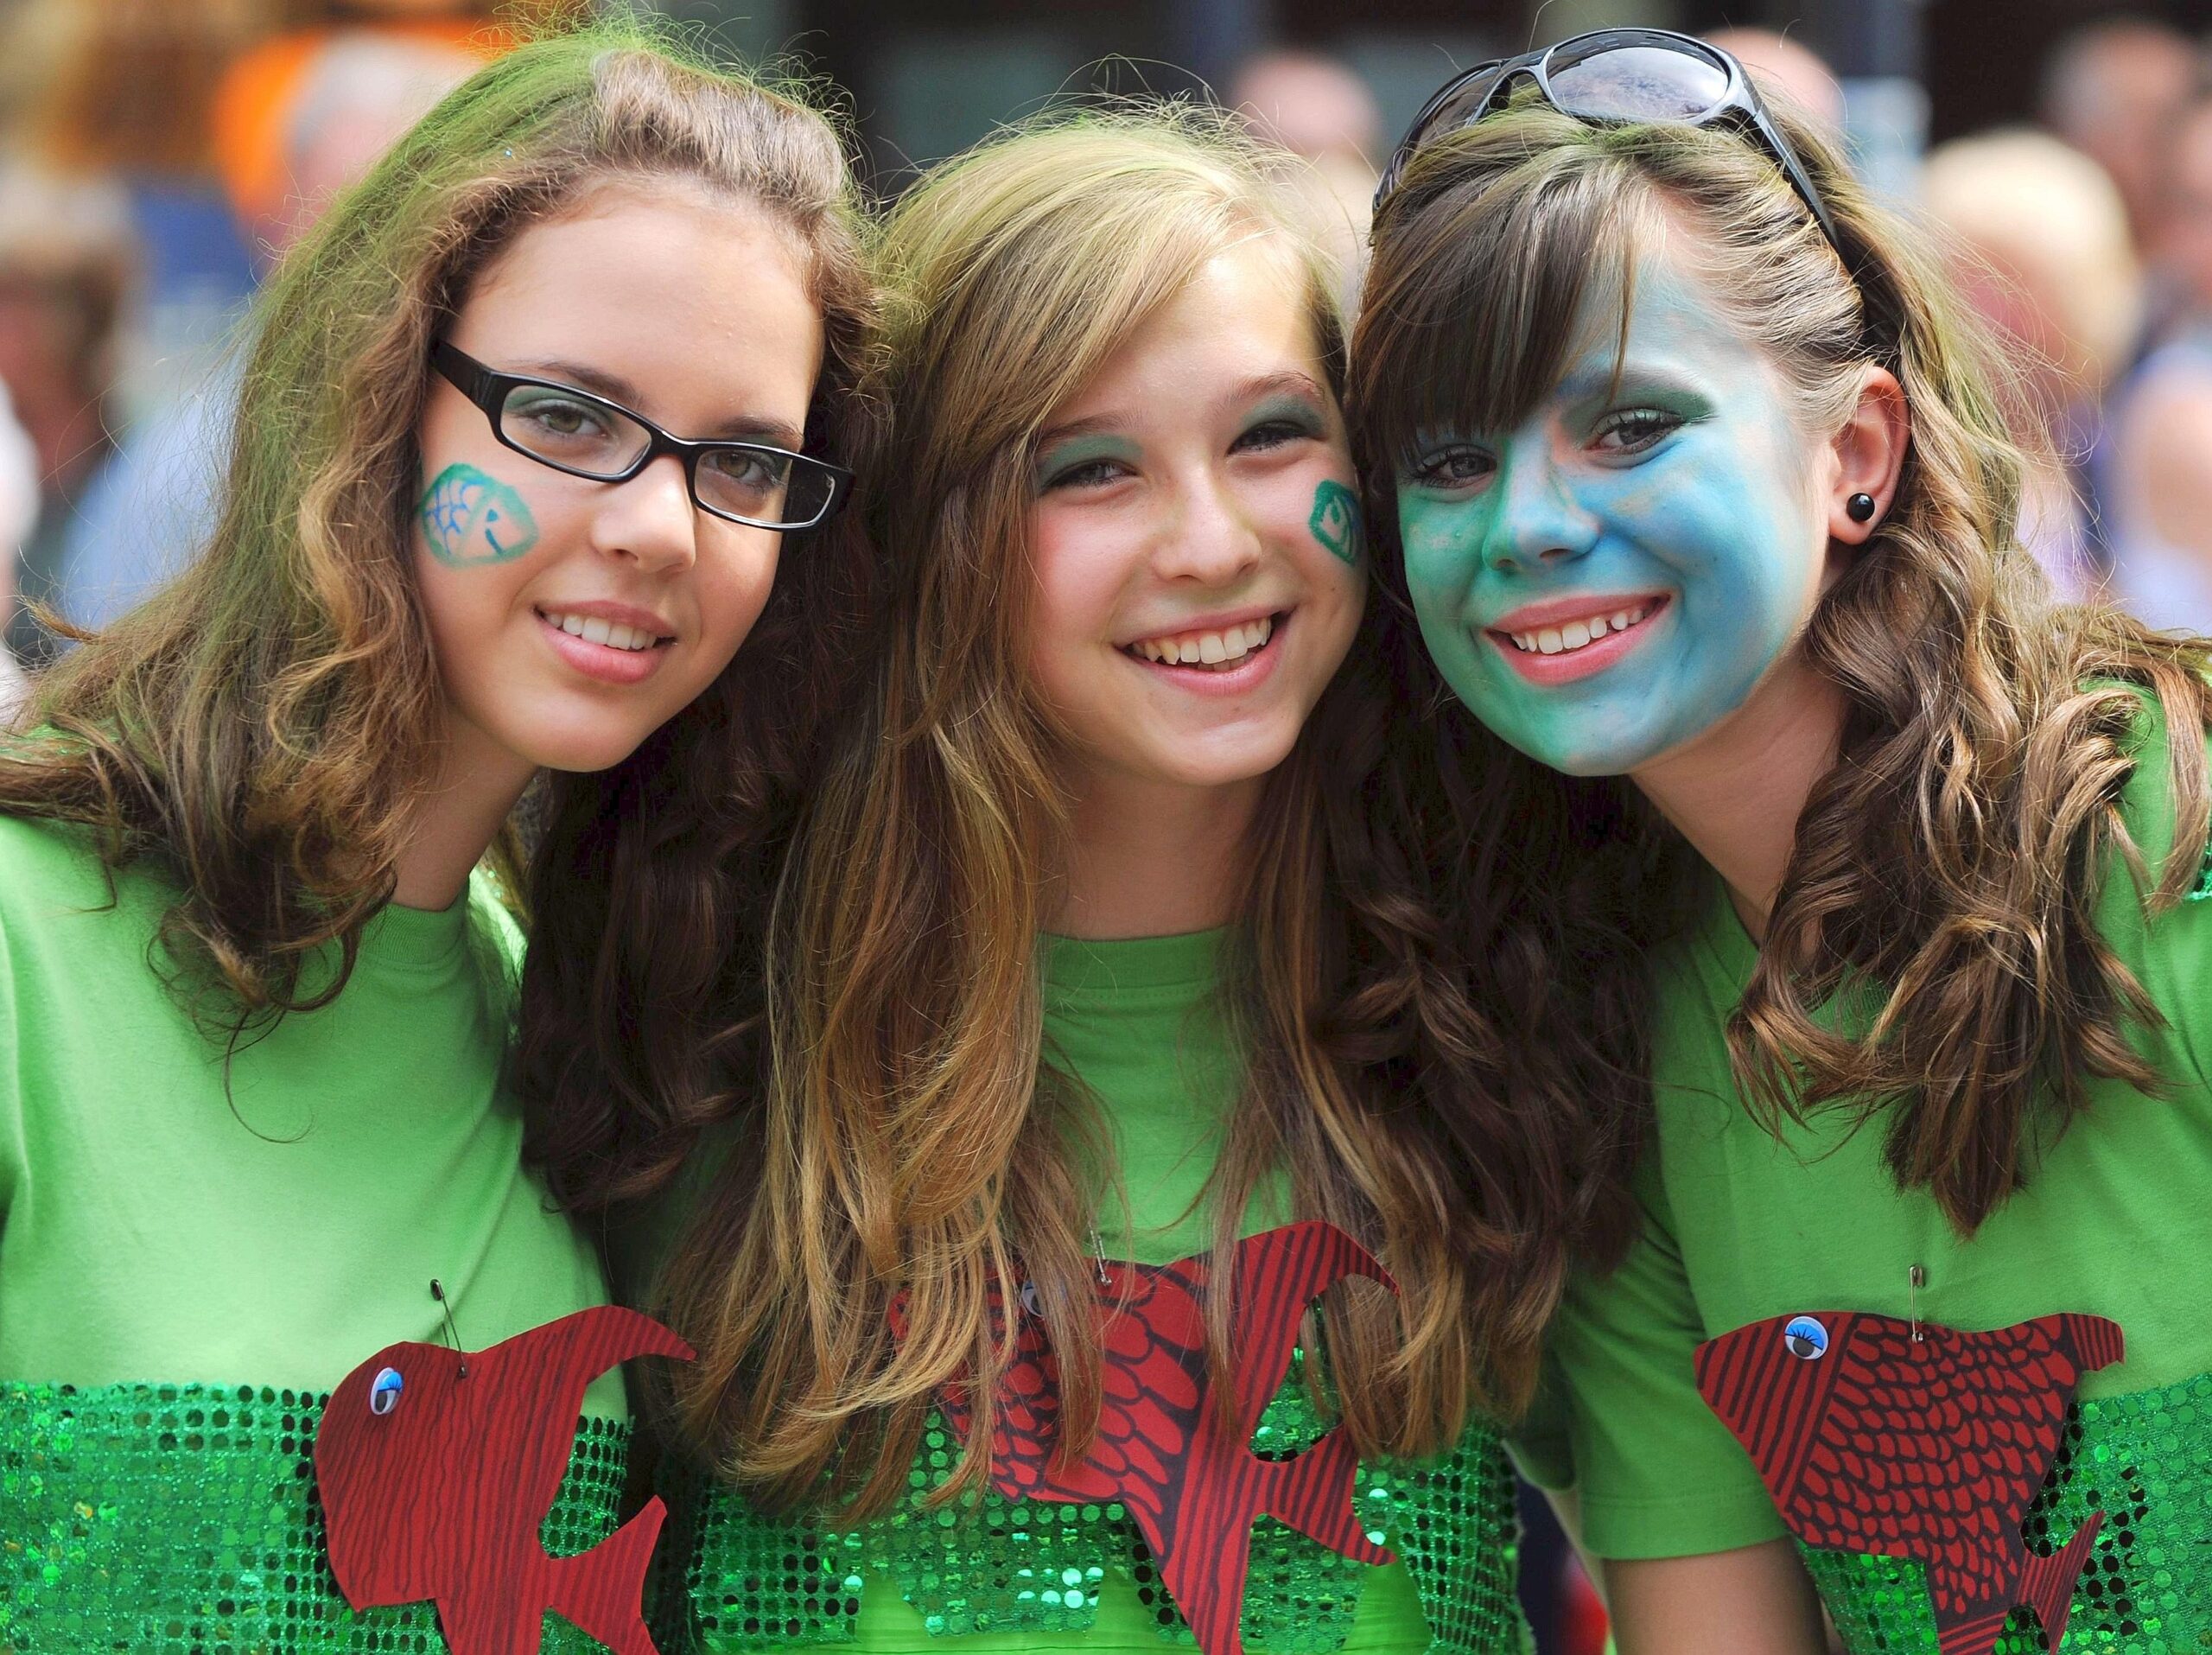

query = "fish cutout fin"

[2016,1509,2102,1655]
[1255,1429,1392,1565]
[544,1496,669,1655]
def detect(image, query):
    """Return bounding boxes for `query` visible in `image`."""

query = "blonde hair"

[661,107,1520,1518]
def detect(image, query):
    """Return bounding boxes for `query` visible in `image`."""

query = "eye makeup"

[1034,433,1143,493]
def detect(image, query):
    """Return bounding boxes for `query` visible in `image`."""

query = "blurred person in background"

[1230,49,1382,301]
[2107,90,2212,633]
[0,161,135,671]
[20,0,261,399]
[1704,28,1844,130]
[0,383,39,711]
[211,0,518,264]
[1922,130,2140,595]
[2041,16,2196,342]
[54,30,479,639]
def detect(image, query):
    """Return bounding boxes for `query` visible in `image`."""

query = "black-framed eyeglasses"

[429,340,852,532]
[1375,28,1844,262]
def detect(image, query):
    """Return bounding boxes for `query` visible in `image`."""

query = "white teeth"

[1504,602,1657,654]
[1127,614,1280,669]
[544,611,657,651]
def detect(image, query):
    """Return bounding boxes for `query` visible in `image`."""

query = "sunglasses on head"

[1375,28,1845,264]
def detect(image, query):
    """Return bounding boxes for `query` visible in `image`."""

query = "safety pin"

[1908,1264,1927,1344]
[430,1278,469,1378]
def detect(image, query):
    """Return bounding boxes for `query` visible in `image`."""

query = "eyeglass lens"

[1546,43,1730,123]
[495,381,827,525]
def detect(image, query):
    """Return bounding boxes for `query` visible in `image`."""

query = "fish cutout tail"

[2061,1314,2125,1374]
[1936,1608,2012,1655]
[1256,1429,1393,1567]
[544,1496,669,1655]
[2018,1509,2102,1655]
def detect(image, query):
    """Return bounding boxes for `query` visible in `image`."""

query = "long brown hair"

[1348,98,2212,1237]
[658,108,1585,1521]
[1,23,874,1053]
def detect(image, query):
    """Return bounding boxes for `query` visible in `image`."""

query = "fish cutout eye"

[369,1365,404,1416]
[1783,1316,1829,1360]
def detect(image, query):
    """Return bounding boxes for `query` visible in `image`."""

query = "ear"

[1826,365,1909,545]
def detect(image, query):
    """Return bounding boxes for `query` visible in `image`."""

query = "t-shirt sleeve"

[1546,1155,1787,1560]
[2100,698,2212,1088]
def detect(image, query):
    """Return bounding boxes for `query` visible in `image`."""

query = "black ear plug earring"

[1847,492,1878,523]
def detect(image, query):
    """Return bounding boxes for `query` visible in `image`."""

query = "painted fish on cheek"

[419,463,540,566]
[1309,480,1362,565]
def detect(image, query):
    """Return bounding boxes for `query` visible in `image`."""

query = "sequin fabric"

[1801,1369,2212,1652]
[656,1362,1526,1652]
[0,1380,633,1653]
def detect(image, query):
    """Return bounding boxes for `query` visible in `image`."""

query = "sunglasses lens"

[1548,43,1729,123]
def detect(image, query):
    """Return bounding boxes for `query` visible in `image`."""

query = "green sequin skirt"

[652,1388,1529,1652]
[0,1380,633,1653]
[1803,1369,2212,1652]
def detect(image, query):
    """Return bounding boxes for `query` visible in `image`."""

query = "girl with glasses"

[0,22,869,1649]
[1350,39,2212,1655]
[557,110,1599,1655]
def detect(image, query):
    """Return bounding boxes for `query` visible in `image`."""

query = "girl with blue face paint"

[1346,50,2212,1655]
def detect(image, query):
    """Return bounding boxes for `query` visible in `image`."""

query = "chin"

[512,720,669,778]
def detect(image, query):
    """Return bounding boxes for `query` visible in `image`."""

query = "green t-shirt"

[638,929,1529,1654]
[1517,700,2212,1644]
[0,812,617,1401]
[0,812,628,1652]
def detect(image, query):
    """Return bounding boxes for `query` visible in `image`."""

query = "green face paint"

[1033,433,1142,493]
[1310,479,1362,565]
[417,463,539,566]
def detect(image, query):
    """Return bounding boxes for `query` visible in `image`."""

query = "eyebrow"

[1033,370,1331,449]
[509,356,808,451]
[1554,358,1702,404]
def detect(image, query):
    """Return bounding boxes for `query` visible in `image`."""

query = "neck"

[1629,655,1847,941]
[1053,766,1264,940]
[391,713,536,911]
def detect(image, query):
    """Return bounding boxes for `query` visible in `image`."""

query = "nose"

[1150,465,1264,586]
[590,453,700,573]
[1478,442,1600,576]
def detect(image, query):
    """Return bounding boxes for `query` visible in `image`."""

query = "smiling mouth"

[1495,598,1665,658]
[537,607,675,652]
[1122,613,1282,672]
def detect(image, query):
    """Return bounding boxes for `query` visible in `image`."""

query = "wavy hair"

[655,107,1580,1520]
[2,22,875,1061]
[1347,97,2212,1236]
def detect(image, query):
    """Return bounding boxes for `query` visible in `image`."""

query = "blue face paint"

[417,463,540,566]
[1309,480,1362,565]
[1395,251,1827,777]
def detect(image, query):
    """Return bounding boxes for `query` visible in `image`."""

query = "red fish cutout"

[893,1219,1396,1655]
[1695,1309,2125,1655]
[315,1304,695,1655]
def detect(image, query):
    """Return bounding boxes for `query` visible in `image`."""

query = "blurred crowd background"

[1,0,2209,1643]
